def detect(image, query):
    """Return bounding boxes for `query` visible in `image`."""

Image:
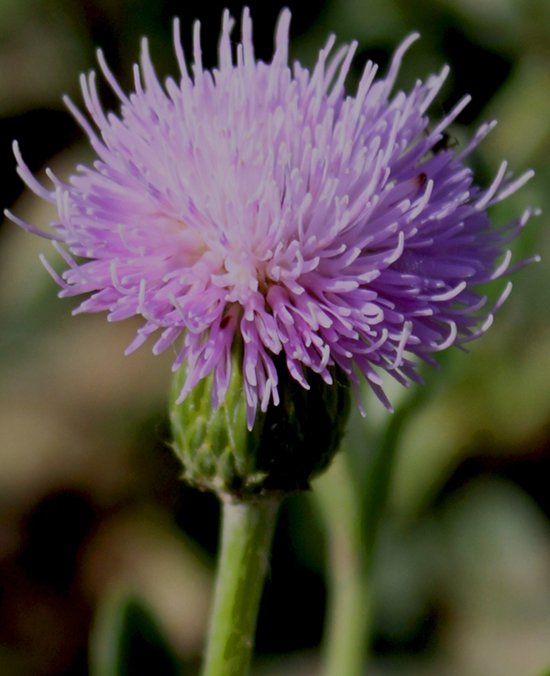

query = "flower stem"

[322,544,372,676]
[316,389,426,676]
[201,496,281,676]
[314,455,371,676]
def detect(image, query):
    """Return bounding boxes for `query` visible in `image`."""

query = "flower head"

[9,9,536,429]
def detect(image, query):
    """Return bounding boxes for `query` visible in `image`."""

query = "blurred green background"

[0,0,549,674]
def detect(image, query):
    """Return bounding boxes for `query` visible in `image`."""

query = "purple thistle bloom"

[8,9,536,429]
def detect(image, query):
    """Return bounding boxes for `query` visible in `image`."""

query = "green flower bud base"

[170,350,351,498]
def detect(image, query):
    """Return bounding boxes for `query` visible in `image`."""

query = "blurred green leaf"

[481,53,550,167]
[90,592,183,676]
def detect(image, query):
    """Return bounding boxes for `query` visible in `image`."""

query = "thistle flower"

[8,8,535,431]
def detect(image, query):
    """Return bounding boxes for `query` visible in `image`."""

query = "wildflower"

[8,8,535,431]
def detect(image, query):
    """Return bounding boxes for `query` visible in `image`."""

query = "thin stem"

[322,543,372,676]
[201,496,281,676]
[314,455,370,676]
[317,387,427,676]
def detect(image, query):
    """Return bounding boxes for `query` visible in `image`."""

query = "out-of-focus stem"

[322,543,372,676]
[316,396,418,676]
[315,455,371,676]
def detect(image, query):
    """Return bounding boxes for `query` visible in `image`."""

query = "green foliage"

[90,593,183,676]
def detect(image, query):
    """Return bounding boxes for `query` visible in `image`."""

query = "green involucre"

[170,351,351,498]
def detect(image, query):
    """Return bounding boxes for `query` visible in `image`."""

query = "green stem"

[317,388,427,676]
[322,542,372,676]
[314,455,370,676]
[201,496,281,676]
